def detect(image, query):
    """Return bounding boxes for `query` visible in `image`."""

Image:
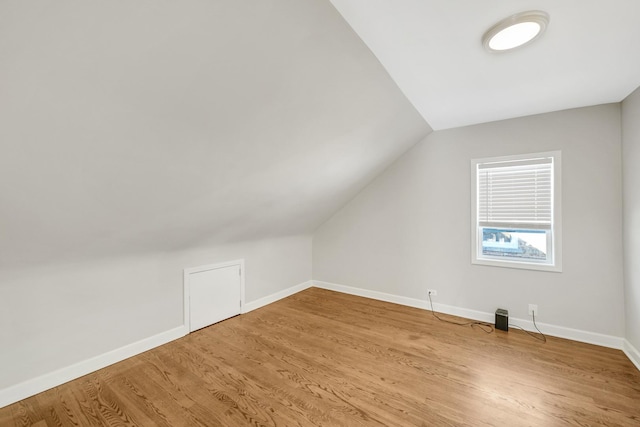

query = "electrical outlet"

[528,304,538,316]
[427,289,438,297]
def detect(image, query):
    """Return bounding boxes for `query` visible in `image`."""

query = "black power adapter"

[495,308,509,331]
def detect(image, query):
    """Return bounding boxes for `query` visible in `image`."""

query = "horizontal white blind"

[478,157,553,229]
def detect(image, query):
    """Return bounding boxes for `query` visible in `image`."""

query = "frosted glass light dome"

[483,11,549,52]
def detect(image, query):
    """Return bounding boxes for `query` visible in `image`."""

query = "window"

[471,151,562,272]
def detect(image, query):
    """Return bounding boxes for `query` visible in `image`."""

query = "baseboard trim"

[507,318,624,349]
[0,325,188,409]
[312,280,625,351]
[2,279,634,409]
[0,280,314,409]
[313,279,495,321]
[242,280,313,314]
[623,339,640,371]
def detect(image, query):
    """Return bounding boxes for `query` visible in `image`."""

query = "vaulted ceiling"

[0,0,429,269]
[2,0,639,271]
[331,0,640,129]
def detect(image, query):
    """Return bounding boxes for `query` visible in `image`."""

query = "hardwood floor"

[2,287,639,426]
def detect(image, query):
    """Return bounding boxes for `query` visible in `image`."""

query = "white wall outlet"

[427,289,438,297]
[528,304,538,316]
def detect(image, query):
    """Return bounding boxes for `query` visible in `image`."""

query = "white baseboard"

[242,280,313,314]
[312,280,626,350]
[313,279,495,321]
[623,340,640,371]
[2,279,634,410]
[507,318,624,349]
[0,280,313,409]
[0,325,187,409]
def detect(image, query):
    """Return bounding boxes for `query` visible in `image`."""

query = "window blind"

[477,157,553,229]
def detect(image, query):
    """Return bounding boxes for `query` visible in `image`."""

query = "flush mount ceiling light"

[482,11,549,52]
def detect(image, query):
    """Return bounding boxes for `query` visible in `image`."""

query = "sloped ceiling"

[331,0,640,130]
[0,0,430,269]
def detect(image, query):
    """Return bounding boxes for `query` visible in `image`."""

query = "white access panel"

[186,262,242,332]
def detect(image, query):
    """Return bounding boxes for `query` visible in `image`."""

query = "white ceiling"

[331,0,640,130]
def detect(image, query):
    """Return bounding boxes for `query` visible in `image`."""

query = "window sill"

[472,258,562,273]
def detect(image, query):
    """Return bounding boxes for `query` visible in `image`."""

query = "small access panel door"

[187,263,241,332]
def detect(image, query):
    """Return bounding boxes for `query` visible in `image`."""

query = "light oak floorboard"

[2,287,639,426]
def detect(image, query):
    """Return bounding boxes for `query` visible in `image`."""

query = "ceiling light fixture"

[482,11,549,52]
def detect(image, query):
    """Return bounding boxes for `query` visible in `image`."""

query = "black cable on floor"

[510,312,547,343]
[427,293,494,333]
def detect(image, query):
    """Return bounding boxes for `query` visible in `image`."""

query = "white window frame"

[470,151,562,272]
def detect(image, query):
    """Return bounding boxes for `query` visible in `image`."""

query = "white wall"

[0,0,428,272]
[623,87,640,352]
[313,104,624,337]
[159,234,312,304]
[0,234,311,392]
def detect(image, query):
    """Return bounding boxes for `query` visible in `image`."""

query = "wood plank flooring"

[2,287,639,426]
